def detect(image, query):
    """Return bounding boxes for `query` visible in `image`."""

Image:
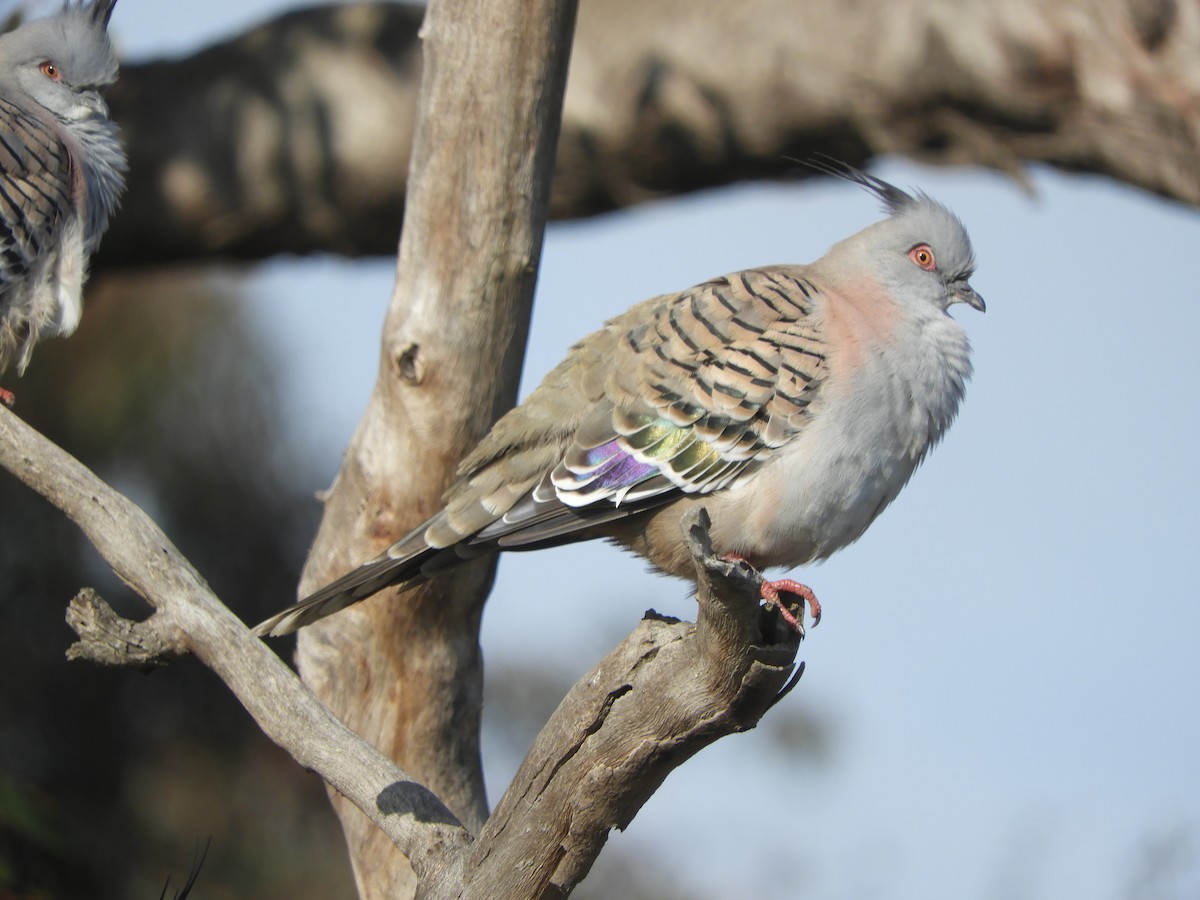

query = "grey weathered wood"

[0,404,473,879]
[439,510,802,900]
[65,587,183,667]
[292,1,579,896]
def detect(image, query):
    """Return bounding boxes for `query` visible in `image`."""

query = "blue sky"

[97,2,1200,897]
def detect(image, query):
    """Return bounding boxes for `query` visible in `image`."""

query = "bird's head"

[811,159,985,316]
[1,0,119,123]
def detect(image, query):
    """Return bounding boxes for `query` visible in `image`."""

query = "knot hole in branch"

[396,342,424,384]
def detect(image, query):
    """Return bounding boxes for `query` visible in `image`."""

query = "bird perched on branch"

[0,0,126,405]
[256,161,984,638]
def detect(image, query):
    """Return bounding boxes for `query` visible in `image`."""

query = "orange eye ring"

[39,61,61,82]
[908,244,936,271]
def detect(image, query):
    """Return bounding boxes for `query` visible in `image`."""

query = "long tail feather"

[253,547,436,637]
[255,493,671,636]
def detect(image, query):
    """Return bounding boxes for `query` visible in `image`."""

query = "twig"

[65,588,184,667]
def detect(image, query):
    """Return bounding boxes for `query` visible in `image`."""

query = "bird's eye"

[39,61,62,82]
[908,244,936,271]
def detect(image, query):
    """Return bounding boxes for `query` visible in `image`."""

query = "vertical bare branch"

[293,1,578,896]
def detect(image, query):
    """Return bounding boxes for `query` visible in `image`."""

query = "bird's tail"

[253,543,438,637]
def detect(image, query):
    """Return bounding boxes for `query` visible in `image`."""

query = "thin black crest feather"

[91,0,116,29]
[801,153,917,216]
[3,0,114,34]
[58,0,116,28]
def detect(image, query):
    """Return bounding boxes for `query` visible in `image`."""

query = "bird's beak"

[71,91,110,122]
[952,280,985,313]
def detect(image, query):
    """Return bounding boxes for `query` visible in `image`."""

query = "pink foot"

[761,578,821,632]
[722,553,821,633]
[0,387,13,408]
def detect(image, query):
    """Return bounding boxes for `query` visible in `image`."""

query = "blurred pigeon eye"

[908,244,936,271]
[39,61,62,81]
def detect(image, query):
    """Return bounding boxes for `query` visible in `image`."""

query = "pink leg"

[0,387,13,408]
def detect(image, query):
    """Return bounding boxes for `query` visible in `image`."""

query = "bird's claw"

[0,388,13,408]
[719,554,821,635]
[760,578,821,634]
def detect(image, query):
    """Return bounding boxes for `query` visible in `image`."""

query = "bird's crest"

[84,0,117,29]
[804,154,977,280]
[4,1,117,32]
[803,154,917,217]
[0,0,120,88]
[55,0,117,27]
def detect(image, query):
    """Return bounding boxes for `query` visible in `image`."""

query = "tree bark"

[446,512,803,900]
[97,0,1200,269]
[292,1,578,896]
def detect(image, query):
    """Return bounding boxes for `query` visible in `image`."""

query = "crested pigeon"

[256,163,984,637]
[0,0,125,401]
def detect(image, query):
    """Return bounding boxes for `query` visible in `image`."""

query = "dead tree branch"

[97,0,1200,268]
[446,510,802,899]
[0,404,472,878]
[291,0,578,896]
[65,587,184,667]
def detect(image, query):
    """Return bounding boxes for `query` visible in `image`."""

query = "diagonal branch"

[447,508,802,899]
[0,403,471,878]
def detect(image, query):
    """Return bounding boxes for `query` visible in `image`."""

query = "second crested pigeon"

[0,0,126,400]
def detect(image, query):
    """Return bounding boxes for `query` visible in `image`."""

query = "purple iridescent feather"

[584,439,657,488]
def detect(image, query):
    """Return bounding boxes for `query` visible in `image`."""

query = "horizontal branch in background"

[97,0,1200,269]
